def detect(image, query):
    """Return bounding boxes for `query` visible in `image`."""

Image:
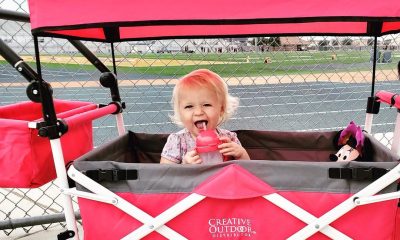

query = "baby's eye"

[203,103,212,107]
[184,105,193,109]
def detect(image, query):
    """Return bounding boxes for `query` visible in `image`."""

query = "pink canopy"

[28,0,400,42]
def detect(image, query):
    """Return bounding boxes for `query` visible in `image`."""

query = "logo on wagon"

[208,217,256,238]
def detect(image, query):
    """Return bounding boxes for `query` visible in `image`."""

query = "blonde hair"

[171,69,239,126]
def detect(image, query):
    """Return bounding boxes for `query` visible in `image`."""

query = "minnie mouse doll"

[329,121,373,162]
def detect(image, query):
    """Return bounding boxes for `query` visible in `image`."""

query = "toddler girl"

[160,69,250,164]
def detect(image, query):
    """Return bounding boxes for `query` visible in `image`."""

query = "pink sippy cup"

[195,129,224,164]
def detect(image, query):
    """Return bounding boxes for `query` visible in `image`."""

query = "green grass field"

[2,50,398,77]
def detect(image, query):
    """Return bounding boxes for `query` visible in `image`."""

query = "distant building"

[278,37,309,51]
[143,39,242,54]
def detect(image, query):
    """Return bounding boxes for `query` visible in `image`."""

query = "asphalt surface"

[2,79,400,240]
[2,77,400,147]
[0,65,165,83]
[1,68,400,240]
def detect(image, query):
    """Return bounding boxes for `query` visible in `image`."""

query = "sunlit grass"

[1,50,398,77]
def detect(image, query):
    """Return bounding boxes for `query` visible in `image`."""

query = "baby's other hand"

[218,137,250,160]
[183,150,202,164]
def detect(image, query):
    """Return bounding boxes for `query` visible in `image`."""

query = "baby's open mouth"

[195,120,208,130]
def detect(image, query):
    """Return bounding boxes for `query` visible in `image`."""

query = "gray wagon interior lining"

[73,130,400,194]
[78,130,399,164]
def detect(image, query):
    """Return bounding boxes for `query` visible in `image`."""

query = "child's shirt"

[161,128,241,164]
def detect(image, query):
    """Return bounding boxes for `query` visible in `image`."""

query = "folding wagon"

[2,0,400,239]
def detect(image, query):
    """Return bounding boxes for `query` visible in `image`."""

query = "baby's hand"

[218,137,250,160]
[183,150,202,164]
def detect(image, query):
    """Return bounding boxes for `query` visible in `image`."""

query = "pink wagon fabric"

[0,100,95,188]
[73,131,400,239]
[28,0,400,41]
[76,163,399,240]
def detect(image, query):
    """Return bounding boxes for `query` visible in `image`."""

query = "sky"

[0,0,29,13]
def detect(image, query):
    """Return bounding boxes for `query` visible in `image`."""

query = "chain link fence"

[1,1,400,238]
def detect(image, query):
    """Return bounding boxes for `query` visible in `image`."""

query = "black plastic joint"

[99,72,121,102]
[37,119,68,139]
[57,230,75,240]
[56,119,69,135]
[35,121,47,130]
[390,94,399,107]
[27,81,53,101]
[366,96,380,114]
[38,125,59,139]
[110,101,125,114]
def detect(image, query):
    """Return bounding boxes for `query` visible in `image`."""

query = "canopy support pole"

[364,36,380,133]
[33,35,59,131]
[69,40,110,73]
[0,38,39,82]
[32,35,80,240]
[0,8,29,22]
[33,36,42,81]
[109,42,126,135]
[370,36,378,97]
[110,42,117,76]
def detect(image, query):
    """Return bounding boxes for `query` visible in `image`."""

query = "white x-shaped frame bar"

[124,192,352,240]
[68,166,189,239]
[264,194,352,240]
[288,163,400,239]
[68,163,400,240]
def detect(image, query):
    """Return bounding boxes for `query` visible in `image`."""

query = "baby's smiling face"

[178,87,223,138]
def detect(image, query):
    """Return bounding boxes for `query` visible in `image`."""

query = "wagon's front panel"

[74,161,399,240]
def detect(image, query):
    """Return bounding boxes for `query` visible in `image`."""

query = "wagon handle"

[64,103,118,128]
[375,90,400,109]
[373,90,400,156]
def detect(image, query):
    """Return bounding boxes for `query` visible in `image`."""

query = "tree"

[255,37,270,46]
[266,37,281,47]
[331,39,339,46]
[319,40,330,46]
[318,40,330,51]
[341,38,353,46]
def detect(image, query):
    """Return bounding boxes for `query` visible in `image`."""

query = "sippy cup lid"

[196,130,221,153]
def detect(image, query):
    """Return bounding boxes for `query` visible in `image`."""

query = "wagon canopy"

[28,0,400,42]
